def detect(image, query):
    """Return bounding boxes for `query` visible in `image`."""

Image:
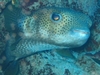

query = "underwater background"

[0,0,100,75]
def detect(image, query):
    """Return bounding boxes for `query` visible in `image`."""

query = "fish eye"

[51,13,61,21]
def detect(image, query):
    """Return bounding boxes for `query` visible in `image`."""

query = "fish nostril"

[73,29,90,34]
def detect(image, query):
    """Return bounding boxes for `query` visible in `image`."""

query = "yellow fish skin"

[6,7,92,60]
[23,7,92,46]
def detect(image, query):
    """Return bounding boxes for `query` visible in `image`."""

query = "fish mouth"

[73,29,90,35]
[72,28,90,39]
[58,28,90,47]
[69,28,90,47]
[49,27,90,48]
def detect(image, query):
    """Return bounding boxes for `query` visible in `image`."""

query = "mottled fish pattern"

[6,7,92,60]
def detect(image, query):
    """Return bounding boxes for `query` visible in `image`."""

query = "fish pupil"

[52,13,60,21]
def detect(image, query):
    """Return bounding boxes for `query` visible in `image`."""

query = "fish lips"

[50,28,90,48]
[69,28,90,47]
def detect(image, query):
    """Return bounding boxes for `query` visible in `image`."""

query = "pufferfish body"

[6,7,92,60]
[3,5,92,60]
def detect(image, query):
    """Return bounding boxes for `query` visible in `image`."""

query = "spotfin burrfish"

[3,3,92,75]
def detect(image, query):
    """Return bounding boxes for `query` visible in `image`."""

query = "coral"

[15,0,66,11]
[0,0,98,16]
[22,0,64,12]
[84,51,100,61]
[82,2,100,53]
[17,51,100,75]
[18,51,88,75]
[67,0,98,16]
[0,0,11,13]
[38,0,66,7]
[76,55,100,75]
[28,1,40,10]
[9,0,98,16]
[84,19,100,52]
[76,0,98,16]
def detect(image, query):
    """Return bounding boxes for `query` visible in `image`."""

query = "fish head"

[31,7,92,48]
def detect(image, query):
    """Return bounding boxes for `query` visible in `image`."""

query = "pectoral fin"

[55,49,76,59]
